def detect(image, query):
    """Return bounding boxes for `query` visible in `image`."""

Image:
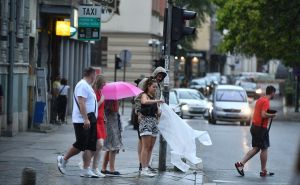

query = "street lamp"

[148,39,162,69]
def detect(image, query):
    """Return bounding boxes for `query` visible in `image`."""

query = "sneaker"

[80,168,99,178]
[57,155,67,174]
[234,162,244,176]
[92,168,105,177]
[148,166,157,173]
[78,161,83,170]
[140,168,156,177]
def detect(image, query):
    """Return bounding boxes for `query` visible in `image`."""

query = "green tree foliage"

[213,0,300,66]
[174,0,214,50]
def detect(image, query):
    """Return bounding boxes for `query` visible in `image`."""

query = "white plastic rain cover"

[158,103,212,172]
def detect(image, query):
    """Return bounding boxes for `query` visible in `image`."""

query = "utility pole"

[7,0,16,136]
[159,0,173,172]
[295,76,299,112]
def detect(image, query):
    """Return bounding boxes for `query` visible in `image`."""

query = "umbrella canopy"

[102,81,143,100]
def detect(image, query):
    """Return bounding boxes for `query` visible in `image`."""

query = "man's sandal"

[260,170,274,177]
[234,162,244,176]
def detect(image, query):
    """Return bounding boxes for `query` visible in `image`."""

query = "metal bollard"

[21,167,36,185]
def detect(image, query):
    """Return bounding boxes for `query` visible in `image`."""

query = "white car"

[171,88,210,119]
[169,91,181,116]
[208,85,252,126]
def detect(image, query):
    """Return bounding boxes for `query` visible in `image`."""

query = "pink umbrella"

[102,81,143,100]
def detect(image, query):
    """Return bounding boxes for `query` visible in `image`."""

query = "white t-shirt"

[72,79,98,123]
[58,85,70,96]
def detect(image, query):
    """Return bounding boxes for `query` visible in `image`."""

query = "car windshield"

[178,90,204,100]
[169,91,178,104]
[216,89,247,102]
[192,80,206,85]
[240,82,256,89]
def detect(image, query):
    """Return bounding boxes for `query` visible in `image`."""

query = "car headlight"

[242,107,251,115]
[256,88,262,94]
[181,104,189,111]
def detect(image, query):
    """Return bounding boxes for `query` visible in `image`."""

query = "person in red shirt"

[235,85,276,177]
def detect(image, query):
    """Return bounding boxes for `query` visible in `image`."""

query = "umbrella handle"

[267,118,273,133]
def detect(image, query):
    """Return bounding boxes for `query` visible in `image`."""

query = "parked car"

[171,88,210,119]
[169,91,181,116]
[208,85,252,126]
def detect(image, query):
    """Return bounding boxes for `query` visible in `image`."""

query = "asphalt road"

[185,117,300,185]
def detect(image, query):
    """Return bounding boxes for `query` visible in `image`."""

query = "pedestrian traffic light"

[170,6,197,55]
[115,55,122,70]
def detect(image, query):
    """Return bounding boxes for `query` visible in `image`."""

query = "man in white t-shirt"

[57,67,99,178]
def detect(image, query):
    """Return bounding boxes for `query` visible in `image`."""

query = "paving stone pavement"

[0,105,204,185]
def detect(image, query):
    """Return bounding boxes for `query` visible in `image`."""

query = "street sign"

[78,5,101,41]
[120,49,132,65]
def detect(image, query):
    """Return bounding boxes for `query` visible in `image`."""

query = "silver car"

[171,88,210,119]
[168,91,181,116]
[208,85,252,126]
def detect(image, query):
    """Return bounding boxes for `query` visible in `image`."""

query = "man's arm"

[78,96,90,128]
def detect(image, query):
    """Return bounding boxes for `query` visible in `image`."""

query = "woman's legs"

[109,151,117,172]
[147,136,156,167]
[141,135,152,168]
[92,139,104,169]
[101,151,109,171]
[138,139,142,166]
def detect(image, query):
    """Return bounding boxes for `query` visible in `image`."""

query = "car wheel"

[246,118,251,126]
[208,115,216,124]
[180,111,184,119]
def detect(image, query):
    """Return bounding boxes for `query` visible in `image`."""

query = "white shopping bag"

[158,103,212,172]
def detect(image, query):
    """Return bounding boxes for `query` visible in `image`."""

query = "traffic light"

[170,6,197,55]
[115,55,122,70]
[153,58,165,68]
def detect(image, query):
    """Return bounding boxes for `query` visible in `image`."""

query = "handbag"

[74,94,97,124]
[87,112,97,124]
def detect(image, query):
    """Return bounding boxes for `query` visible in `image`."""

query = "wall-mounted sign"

[56,21,70,36]
[78,5,101,41]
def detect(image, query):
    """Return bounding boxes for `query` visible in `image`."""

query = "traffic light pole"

[159,0,173,172]
[114,54,117,82]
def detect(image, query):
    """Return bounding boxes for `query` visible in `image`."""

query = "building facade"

[92,0,168,84]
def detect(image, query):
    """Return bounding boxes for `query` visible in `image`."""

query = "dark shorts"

[73,122,97,151]
[250,125,270,149]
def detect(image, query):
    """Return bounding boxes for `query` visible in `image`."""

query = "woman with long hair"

[139,77,163,177]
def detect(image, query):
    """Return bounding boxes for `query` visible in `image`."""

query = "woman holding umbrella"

[101,99,123,176]
[139,77,164,177]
